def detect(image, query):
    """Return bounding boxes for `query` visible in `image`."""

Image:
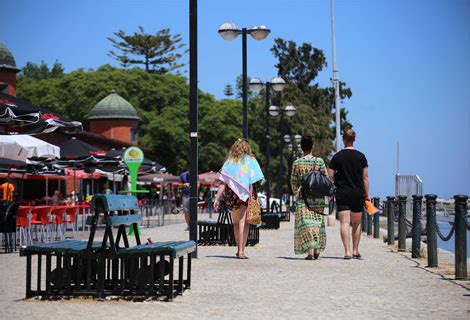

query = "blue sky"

[2,0,469,199]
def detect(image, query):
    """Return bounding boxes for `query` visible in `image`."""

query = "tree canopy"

[19,60,64,80]
[15,37,353,196]
[107,26,186,74]
[16,65,247,174]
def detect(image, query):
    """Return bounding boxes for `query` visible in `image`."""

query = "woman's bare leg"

[339,210,351,257]
[350,211,362,256]
[231,209,240,254]
[239,204,249,254]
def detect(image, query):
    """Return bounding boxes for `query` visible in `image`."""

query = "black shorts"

[336,193,364,213]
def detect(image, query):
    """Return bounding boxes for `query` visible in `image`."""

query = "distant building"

[0,43,21,96]
[89,90,140,144]
[0,42,151,155]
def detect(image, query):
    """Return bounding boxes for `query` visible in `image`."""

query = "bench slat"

[92,194,140,211]
[118,240,196,258]
[107,213,141,226]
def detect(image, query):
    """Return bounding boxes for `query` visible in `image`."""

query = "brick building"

[0,43,21,96]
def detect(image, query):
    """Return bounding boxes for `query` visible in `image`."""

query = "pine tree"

[223,84,234,98]
[107,26,187,74]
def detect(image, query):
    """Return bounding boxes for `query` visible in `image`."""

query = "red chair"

[64,206,79,239]
[51,206,67,240]
[16,206,32,246]
[31,206,53,243]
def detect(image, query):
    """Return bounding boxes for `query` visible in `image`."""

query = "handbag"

[246,182,261,225]
[300,157,335,215]
[300,158,335,198]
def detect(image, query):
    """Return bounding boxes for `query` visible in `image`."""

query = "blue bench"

[21,194,196,301]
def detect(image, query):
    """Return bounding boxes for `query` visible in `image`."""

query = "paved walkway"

[0,215,469,319]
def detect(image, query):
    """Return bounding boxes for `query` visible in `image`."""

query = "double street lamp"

[270,105,296,211]
[249,77,286,213]
[219,23,271,139]
[287,134,303,159]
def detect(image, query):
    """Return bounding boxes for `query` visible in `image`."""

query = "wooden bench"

[20,194,196,301]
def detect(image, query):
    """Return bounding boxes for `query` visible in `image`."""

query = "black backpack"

[300,161,335,199]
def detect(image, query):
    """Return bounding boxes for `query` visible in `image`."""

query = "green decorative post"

[122,146,148,236]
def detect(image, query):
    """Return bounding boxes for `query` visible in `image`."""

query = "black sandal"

[343,256,352,260]
[353,254,362,259]
[304,255,313,260]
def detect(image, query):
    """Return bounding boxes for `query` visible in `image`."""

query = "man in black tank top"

[328,129,369,260]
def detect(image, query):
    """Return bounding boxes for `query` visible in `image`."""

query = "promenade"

[1,214,469,319]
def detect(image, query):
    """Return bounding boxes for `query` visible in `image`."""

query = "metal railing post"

[411,195,423,258]
[454,195,468,280]
[425,194,438,267]
[367,206,372,236]
[397,195,407,252]
[373,197,380,238]
[386,196,395,245]
[362,208,367,232]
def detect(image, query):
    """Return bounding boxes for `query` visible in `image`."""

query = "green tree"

[107,26,186,74]
[270,38,353,161]
[223,84,234,98]
[19,60,64,80]
[16,64,258,174]
[235,75,254,99]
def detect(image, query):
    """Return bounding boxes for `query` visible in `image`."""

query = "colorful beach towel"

[219,155,264,202]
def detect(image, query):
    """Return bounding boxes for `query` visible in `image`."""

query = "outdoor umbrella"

[0,135,60,161]
[0,91,82,135]
[198,171,221,186]
[138,173,180,183]
[58,137,105,159]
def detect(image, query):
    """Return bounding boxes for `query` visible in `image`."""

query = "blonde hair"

[227,139,253,163]
[343,128,356,144]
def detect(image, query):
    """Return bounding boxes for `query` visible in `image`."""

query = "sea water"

[436,215,470,256]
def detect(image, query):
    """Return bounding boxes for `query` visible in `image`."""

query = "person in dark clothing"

[327,129,369,259]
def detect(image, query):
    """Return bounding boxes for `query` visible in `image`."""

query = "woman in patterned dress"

[290,135,328,260]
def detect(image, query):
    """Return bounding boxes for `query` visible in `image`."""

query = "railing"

[378,194,469,280]
[139,199,174,227]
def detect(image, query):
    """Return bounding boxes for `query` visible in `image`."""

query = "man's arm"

[363,167,370,200]
[327,168,335,181]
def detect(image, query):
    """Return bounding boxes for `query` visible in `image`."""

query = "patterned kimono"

[291,156,327,254]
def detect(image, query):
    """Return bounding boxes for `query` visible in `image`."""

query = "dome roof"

[89,91,140,120]
[0,43,20,72]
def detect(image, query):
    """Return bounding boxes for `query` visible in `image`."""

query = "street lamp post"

[219,23,271,139]
[287,134,302,206]
[250,77,286,213]
[330,0,341,152]
[270,105,296,211]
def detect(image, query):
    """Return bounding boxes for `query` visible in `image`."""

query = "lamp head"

[249,78,264,91]
[269,105,280,117]
[283,134,291,143]
[249,25,270,40]
[285,105,297,117]
[270,77,286,92]
[294,134,302,144]
[218,22,240,41]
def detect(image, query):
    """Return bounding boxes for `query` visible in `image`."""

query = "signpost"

[122,146,148,235]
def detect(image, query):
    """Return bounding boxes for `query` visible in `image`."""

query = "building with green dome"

[0,43,21,96]
[89,90,140,144]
